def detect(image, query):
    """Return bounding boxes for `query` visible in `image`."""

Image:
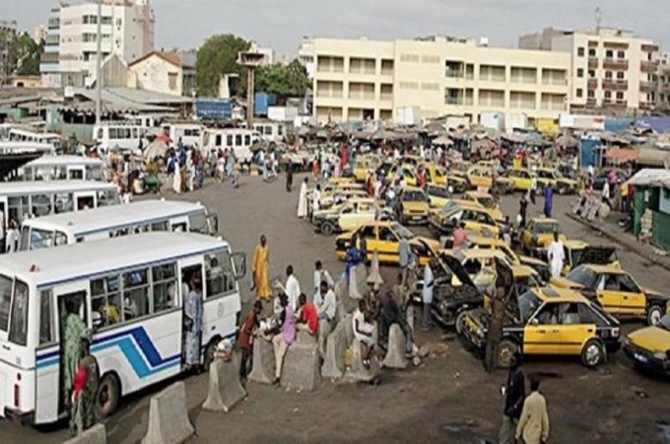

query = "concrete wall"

[128,55,183,96]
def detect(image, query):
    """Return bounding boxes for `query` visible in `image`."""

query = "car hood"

[438,252,480,291]
[411,236,440,252]
[577,246,618,266]
[643,288,666,299]
[402,201,429,212]
[549,276,584,290]
[518,255,548,267]
[628,327,670,354]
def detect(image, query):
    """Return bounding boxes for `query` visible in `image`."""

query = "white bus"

[0,181,120,231]
[19,200,219,251]
[0,231,245,424]
[161,123,203,147]
[201,128,261,163]
[8,129,63,152]
[92,124,149,153]
[0,142,56,156]
[253,121,284,144]
[15,155,106,182]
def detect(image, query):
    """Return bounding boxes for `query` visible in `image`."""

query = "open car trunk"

[575,246,618,267]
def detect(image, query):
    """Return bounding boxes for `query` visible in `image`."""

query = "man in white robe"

[547,232,565,279]
[297,178,308,218]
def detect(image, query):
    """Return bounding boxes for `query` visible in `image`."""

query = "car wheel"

[647,305,664,326]
[497,339,519,369]
[557,186,566,195]
[581,339,605,368]
[95,373,120,420]
[455,310,467,335]
[321,222,335,236]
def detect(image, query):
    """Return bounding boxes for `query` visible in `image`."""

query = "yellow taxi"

[467,236,551,282]
[425,184,452,208]
[319,188,368,210]
[623,315,670,376]
[465,165,516,194]
[441,249,509,290]
[462,287,621,368]
[448,160,473,178]
[386,164,418,186]
[424,163,448,186]
[536,167,578,195]
[352,155,382,182]
[552,264,668,326]
[309,179,360,200]
[461,191,503,221]
[507,168,535,191]
[312,197,382,235]
[334,221,439,265]
[520,218,565,257]
[561,241,619,276]
[429,204,500,240]
[396,186,430,225]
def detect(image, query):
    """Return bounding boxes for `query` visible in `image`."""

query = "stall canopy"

[636,148,670,168]
[604,148,638,162]
[627,168,670,188]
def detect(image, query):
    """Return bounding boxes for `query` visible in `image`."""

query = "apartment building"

[40,0,154,88]
[312,36,570,124]
[298,36,315,79]
[520,27,660,113]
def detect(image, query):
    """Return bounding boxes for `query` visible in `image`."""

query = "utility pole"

[237,50,264,128]
[95,0,102,124]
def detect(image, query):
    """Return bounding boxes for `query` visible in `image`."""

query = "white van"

[92,124,149,153]
[161,123,203,147]
[201,128,261,163]
[252,122,284,144]
[0,142,55,156]
[16,155,106,182]
[7,129,62,152]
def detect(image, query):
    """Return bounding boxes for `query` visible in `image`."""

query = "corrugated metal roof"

[106,88,193,105]
[627,168,670,188]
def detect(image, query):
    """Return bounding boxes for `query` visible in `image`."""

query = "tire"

[203,339,219,372]
[95,373,120,420]
[455,310,467,335]
[581,339,605,368]
[647,305,664,326]
[496,339,519,369]
[321,222,336,236]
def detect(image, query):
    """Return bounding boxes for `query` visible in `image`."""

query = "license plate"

[634,353,648,363]
[412,216,422,220]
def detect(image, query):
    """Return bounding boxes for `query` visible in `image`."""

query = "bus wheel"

[96,373,120,420]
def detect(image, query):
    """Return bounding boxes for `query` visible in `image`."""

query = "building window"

[587,89,595,98]
[577,47,585,57]
[577,68,584,78]
[616,92,624,100]
[588,70,596,78]
[588,48,596,57]
[604,91,612,99]
[617,51,625,59]
[616,72,624,80]
[576,88,583,98]
[168,73,178,91]
[605,50,613,59]
[605,71,613,79]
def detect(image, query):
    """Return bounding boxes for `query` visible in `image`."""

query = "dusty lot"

[2,173,669,444]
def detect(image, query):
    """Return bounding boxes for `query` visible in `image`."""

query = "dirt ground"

[3,173,670,444]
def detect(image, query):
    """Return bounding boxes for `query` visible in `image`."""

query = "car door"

[376,226,400,263]
[524,302,561,355]
[356,225,378,260]
[338,202,358,232]
[595,273,623,314]
[555,303,592,355]
[615,273,646,317]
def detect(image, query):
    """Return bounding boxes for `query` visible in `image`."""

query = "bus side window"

[55,193,73,214]
[151,221,168,231]
[226,135,233,146]
[152,263,177,312]
[39,290,55,345]
[55,231,68,246]
[123,269,150,320]
[205,250,235,299]
[90,276,121,329]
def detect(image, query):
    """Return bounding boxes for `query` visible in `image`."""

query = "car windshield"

[538,170,555,179]
[518,290,543,323]
[476,196,495,209]
[393,223,414,239]
[566,266,598,288]
[515,274,541,295]
[404,191,426,201]
[428,186,450,198]
[532,222,559,234]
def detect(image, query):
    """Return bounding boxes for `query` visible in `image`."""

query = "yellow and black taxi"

[520,218,565,258]
[467,236,551,283]
[385,164,418,186]
[506,168,534,191]
[396,186,431,225]
[536,167,578,195]
[462,287,621,368]
[429,203,500,240]
[448,160,473,178]
[424,163,448,186]
[552,264,669,326]
[352,155,382,182]
[561,241,619,276]
[425,183,452,208]
[461,190,504,221]
[335,221,439,265]
[312,197,388,235]
[446,174,469,194]
[623,314,670,376]
[465,165,515,194]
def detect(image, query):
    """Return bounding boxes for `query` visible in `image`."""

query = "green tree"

[16,33,43,76]
[256,59,310,101]
[196,34,250,97]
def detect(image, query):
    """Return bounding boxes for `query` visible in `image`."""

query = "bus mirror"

[207,214,219,235]
[231,252,246,280]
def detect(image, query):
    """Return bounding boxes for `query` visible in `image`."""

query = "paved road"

[2,174,669,444]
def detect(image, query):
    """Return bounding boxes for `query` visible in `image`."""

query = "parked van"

[201,128,261,163]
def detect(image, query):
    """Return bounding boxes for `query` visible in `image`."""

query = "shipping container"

[395,106,421,125]
[254,92,278,117]
[480,111,504,131]
[268,106,299,122]
[196,98,233,120]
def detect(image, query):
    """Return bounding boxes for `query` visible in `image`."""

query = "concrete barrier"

[281,333,321,391]
[317,319,331,359]
[321,320,348,380]
[142,381,194,444]
[366,251,383,290]
[344,338,380,383]
[62,424,106,444]
[202,354,247,413]
[349,264,368,300]
[382,324,408,369]
[248,338,275,384]
[342,313,354,345]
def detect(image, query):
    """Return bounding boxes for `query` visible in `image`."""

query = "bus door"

[74,191,96,211]
[180,264,204,367]
[67,165,85,180]
[35,288,88,421]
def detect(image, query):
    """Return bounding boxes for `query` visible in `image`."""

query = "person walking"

[285,265,301,312]
[421,259,435,330]
[529,176,537,205]
[518,193,528,228]
[543,183,554,218]
[238,300,262,384]
[297,178,308,218]
[499,351,525,444]
[516,376,550,444]
[398,237,411,287]
[183,271,204,371]
[547,232,565,279]
[285,162,294,192]
[311,184,322,220]
[271,294,295,386]
[251,235,271,300]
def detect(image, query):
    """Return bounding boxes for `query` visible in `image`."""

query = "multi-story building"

[298,36,315,79]
[312,36,570,124]
[40,0,154,88]
[657,54,670,112]
[520,27,660,114]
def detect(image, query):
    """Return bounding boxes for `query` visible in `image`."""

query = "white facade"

[298,36,315,79]
[40,0,154,87]
[128,52,183,96]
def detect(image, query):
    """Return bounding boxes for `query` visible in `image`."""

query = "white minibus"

[8,129,63,152]
[19,199,219,251]
[16,155,106,182]
[0,142,56,156]
[201,128,261,163]
[92,124,149,153]
[0,231,245,424]
[0,181,120,231]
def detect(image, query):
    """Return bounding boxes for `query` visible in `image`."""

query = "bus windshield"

[0,275,12,332]
[0,276,29,345]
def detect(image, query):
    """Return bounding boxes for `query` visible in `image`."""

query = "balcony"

[586,98,597,107]
[445,96,463,105]
[602,58,628,70]
[641,60,659,73]
[640,81,657,93]
[587,78,598,89]
[588,57,598,69]
[602,79,628,91]
[642,44,659,53]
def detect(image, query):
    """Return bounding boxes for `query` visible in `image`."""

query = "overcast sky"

[3,0,669,55]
